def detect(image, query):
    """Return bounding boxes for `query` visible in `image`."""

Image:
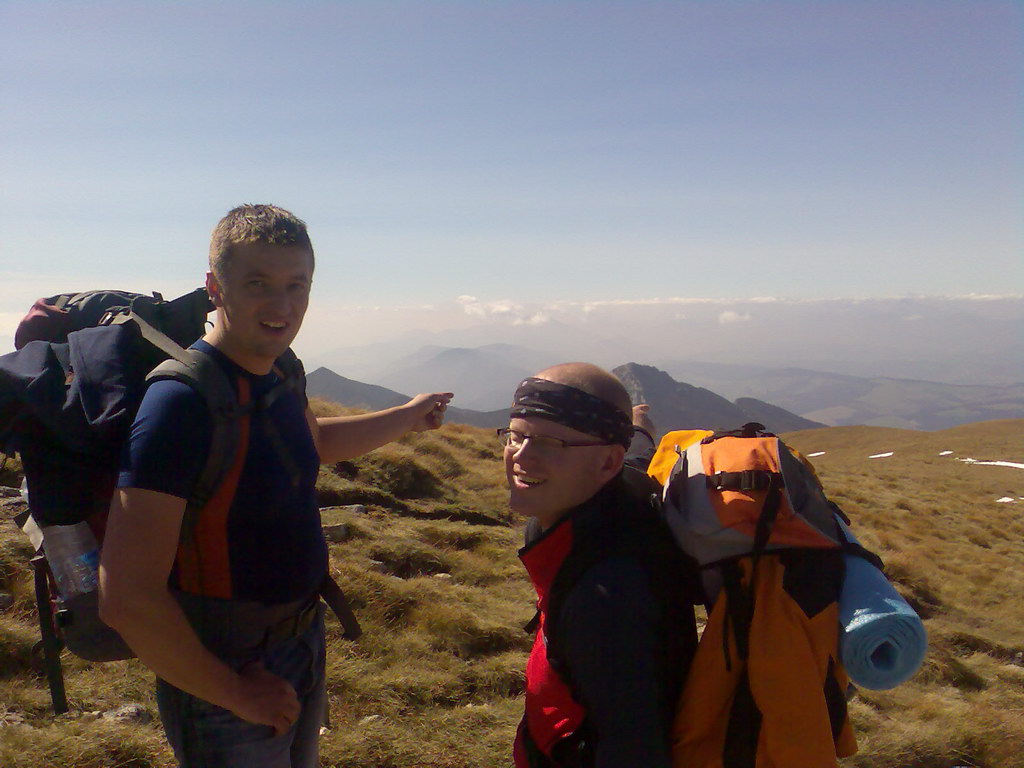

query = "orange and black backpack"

[529,420,900,768]
[648,422,871,768]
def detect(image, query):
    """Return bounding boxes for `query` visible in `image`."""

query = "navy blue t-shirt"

[118,341,327,604]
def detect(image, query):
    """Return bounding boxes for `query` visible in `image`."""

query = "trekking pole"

[31,555,68,714]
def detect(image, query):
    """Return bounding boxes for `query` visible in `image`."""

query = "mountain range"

[613,363,825,433]
[302,295,1024,388]
[655,361,1024,430]
[306,367,507,429]
[306,342,1024,431]
[307,362,824,434]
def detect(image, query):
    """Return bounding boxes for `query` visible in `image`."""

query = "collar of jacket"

[517,473,626,606]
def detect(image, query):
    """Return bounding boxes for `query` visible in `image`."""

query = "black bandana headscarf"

[509,377,634,448]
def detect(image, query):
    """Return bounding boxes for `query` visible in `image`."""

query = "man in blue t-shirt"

[99,204,452,768]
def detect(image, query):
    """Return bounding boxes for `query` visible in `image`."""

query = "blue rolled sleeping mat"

[837,519,928,690]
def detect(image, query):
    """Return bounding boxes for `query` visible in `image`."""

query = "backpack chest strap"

[707,469,781,492]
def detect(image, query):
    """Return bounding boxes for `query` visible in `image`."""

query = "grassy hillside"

[0,411,1021,767]
[784,419,1024,768]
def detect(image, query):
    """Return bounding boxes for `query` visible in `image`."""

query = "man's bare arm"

[98,487,299,734]
[309,392,453,464]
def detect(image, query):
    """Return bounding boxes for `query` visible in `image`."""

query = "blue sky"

[1,1,1021,352]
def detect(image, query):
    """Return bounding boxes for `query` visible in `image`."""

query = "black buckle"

[707,470,780,491]
[263,601,318,648]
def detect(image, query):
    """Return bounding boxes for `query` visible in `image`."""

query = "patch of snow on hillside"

[996,497,1016,503]
[957,458,1024,470]
[939,450,953,456]
[868,452,894,459]
[807,451,826,458]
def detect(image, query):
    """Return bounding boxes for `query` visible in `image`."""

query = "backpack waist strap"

[173,590,319,658]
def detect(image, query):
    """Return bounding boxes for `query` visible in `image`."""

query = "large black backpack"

[1,288,357,712]
[14,288,211,351]
[4,289,216,528]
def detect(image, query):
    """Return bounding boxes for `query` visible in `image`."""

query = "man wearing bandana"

[505,363,699,768]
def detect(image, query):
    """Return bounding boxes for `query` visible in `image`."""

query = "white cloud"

[718,310,751,324]
[455,295,530,322]
[487,300,525,316]
[451,294,1023,323]
[456,295,486,317]
[515,312,550,326]
[568,297,732,311]
[962,293,1024,301]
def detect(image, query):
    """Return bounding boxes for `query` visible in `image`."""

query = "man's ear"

[599,445,626,481]
[206,271,224,308]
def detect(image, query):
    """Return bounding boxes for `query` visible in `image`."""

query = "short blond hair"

[209,204,314,280]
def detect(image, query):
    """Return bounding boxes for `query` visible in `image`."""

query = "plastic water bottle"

[42,523,100,599]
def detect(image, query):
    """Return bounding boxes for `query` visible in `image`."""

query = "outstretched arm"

[309,392,453,463]
[99,488,300,734]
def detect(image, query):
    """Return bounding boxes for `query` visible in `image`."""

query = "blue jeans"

[156,607,326,768]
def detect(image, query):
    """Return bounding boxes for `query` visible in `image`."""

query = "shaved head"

[534,362,633,418]
[505,362,632,528]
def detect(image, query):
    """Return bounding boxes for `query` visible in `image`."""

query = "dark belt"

[263,598,319,648]
[263,572,363,647]
[173,574,361,658]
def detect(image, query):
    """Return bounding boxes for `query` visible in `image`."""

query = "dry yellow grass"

[0,415,1020,767]
[785,419,1024,768]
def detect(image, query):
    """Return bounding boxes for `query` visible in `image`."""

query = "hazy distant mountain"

[612,363,817,434]
[301,296,1023,389]
[734,397,827,433]
[442,406,508,430]
[374,346,535,411]
[306,368,410,411]
[310,341,1024,431]
[306,366,507,429]
[308,360,822,435]
[613,363,739,430]
[377,317,646,371]
[796,378,1024,431]
[668,365,877,413]
[303,339,436,384]
[307,317,623,382]
[653,362,1024,431]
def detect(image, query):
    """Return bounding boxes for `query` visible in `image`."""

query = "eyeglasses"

[496,428,610,452]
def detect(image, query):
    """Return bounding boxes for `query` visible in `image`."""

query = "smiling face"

[205,241,313,374]
[504,415,625,530]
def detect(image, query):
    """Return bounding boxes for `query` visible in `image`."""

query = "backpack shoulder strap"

[271,348,307,407]
[146,347,241,538]
[543,471,666,677]
[143,343,363,637]
[543,471,699,717]
[246,349,307,490]
[143,340,308,514]
[108,310,192,364]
